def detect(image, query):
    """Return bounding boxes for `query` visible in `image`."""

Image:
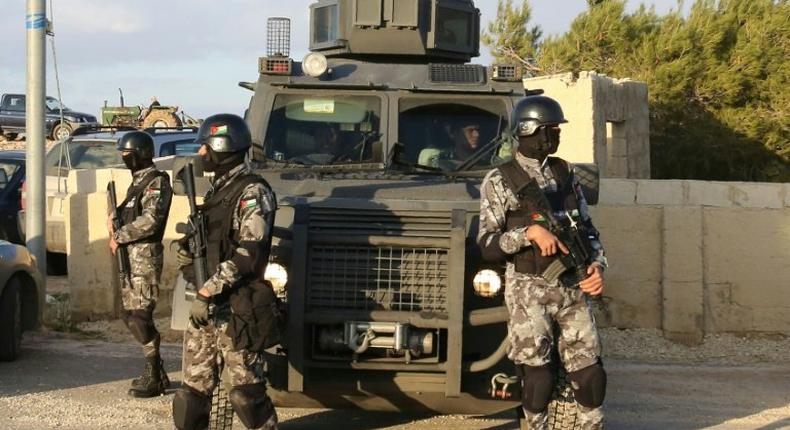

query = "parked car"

[0,240,43,361]
[0,151,25,244]
[0,93,98,141]
[17,126,199,262]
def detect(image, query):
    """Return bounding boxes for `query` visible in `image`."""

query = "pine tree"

[481,0,542,68]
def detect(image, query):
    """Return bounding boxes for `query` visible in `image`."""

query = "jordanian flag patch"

[210,124,228,136]
[240,198,258,209]
[531,212,547,222]
[146,188,161,196]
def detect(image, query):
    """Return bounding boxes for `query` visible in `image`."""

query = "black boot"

[131,357,169,390]
[128,357,165,398]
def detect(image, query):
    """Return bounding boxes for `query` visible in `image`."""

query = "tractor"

[99,89,200,129]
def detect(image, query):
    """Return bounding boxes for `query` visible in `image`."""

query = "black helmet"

[195,113,251,153]
[510,95,568,137]
[116,130,154,159]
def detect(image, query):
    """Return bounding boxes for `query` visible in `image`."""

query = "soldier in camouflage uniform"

[107,130,173,398]
[477,96,607,430]
[172,114,279,430]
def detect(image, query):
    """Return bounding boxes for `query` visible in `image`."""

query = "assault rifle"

[514,178,591,287]
[175,162,208,295]
[107,181,131,285]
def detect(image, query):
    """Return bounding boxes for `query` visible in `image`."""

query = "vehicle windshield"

[46,140,123,175]
[398,99,512,172]
[263,94,382,166]
[45,97,69,112]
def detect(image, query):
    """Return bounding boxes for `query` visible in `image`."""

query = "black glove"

[189,294,210,329]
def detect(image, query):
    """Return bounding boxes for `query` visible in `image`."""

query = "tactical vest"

[118,169,172,244]
[201,173,275,285]
[499,157,583,276]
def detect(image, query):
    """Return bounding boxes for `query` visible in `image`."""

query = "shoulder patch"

[240,198,258,209]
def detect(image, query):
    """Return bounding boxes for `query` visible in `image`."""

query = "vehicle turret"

[308,0,479,63]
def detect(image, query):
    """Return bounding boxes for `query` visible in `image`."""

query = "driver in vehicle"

[418,119,481,168]
[313,123,340,156]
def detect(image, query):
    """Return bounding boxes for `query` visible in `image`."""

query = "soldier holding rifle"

[171,114,279,430]
[477,96,608,430]
[107,130,173,398]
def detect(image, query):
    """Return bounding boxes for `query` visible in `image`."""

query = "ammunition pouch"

[226,279,286,352]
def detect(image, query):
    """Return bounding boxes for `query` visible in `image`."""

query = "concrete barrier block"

[662,206,703,282]
[688,181,784,208]
[590,206,663,329]
[599,179,636,205]
[66,192,117,321]
[636,180,685,205]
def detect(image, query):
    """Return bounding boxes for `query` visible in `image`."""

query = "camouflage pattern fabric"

[478,152,606,429]
[182,163,278,429]
[182,319,267,395]
[114,166,171,311]
[202,163,276,297]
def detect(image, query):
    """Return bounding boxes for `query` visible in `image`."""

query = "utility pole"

[26,0,47,306]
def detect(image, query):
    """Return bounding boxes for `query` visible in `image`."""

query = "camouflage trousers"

[504,271,603,430]
[121,281,160,358]
[121,279,159,311]
[182,315,268,397]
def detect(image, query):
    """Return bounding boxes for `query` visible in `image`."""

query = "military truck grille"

[429,63,485,84]
[306,207,452,312]
[307,245,448,312]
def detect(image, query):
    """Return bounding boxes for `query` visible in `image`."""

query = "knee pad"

[229,383,275,429]
[568,362,607,408]
[122,308,158,344]
[172,386,210,430]
[520,364,555,414]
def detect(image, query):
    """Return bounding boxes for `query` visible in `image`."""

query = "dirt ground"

[1,276,788,429]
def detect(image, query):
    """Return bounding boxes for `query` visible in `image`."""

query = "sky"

[0,0,689,119]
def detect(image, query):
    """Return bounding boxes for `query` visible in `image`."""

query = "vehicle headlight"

[472,269,502,297]
[264,262,288,294]
[302,52,328,78]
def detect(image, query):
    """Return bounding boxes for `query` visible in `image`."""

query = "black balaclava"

[201,146,246,178]
[517,126,560,162]
[122,152,152,172]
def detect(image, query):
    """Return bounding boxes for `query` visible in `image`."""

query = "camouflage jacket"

[477,151,607,282]
[202,163,276,297]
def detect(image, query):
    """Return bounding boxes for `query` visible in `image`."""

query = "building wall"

[65,169,790,342]
[524,71,651,179]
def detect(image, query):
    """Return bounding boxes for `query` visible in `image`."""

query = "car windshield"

[157,138,200,157]
[46,140,123,175]
[263,94,382,165]
[398,99,510,172]
[45,97,69,111]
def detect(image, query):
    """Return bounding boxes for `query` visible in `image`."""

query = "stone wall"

[65,169,790,342]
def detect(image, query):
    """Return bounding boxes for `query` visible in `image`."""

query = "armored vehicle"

[238,0,595,425]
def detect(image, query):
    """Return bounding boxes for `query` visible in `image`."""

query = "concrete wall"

[64,170,790,342]
[596,179,790,343]
[524,71,651,179]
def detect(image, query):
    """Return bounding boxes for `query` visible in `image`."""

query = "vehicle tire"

[515,368,579,430]
[547,368,579,429]
[142,109,182,128]
[52,122,72,141]
[0,277,23,361]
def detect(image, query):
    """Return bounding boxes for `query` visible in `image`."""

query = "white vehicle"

[18,126,200,273]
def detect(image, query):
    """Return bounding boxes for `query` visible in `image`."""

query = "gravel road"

[1,327,789,430]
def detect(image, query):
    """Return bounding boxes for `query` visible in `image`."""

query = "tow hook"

[489,373,519,400]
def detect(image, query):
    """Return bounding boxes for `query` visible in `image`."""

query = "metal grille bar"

[308,245,449,312]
